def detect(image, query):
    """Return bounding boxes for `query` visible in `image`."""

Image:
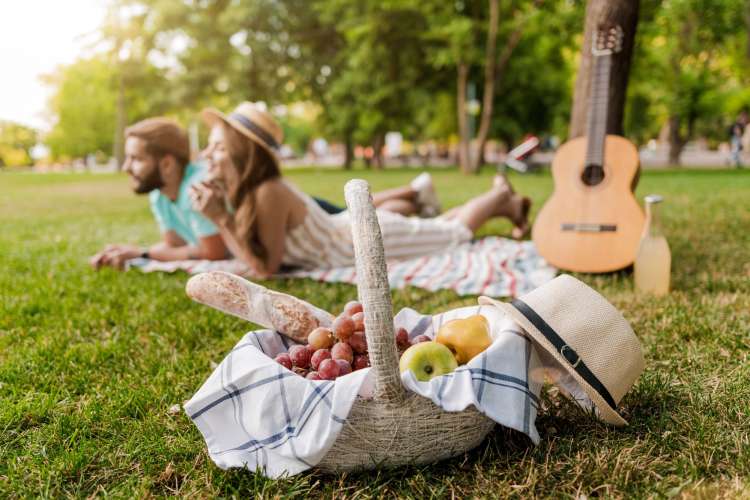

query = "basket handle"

[344,179,406,404]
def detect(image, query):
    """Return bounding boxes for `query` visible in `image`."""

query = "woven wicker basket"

[316,180,495,472]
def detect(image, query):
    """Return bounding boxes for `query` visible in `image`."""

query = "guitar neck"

[584,54,612,167]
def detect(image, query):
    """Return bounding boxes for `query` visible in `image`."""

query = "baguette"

[185,271,334,343]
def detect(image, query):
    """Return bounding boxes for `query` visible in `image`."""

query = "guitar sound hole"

[581,164,605,186]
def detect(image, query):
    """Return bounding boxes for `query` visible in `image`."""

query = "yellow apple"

[435,314,492,364]
[399,341,457,381]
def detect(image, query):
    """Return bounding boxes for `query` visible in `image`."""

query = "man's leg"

[372,185,418,206]
[377,199,419,216]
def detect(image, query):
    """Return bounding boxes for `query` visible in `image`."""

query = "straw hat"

[479,274,644,425]
[202,102,283,165]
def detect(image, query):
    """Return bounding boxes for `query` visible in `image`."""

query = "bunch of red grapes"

[274,300,430,380]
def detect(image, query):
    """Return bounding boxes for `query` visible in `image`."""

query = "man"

[90,118,227,270]
[729,110,749,168]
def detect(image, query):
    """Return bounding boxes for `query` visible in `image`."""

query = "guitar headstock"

[592,24,624,56]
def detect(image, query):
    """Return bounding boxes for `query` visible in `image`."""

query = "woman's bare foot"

[509,196,532,240]
[490,185,513,217]
[491,175,531,239]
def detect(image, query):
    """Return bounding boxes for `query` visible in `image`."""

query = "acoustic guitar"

[532,25,644,273]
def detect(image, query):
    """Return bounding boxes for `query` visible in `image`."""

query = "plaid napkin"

[184,305,542,478]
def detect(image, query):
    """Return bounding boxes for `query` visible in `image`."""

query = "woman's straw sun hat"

[202,102,283,164]
[479,274,645,425]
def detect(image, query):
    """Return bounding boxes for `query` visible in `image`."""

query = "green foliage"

[626,0,749,145]
[318,1,433,145]
[44,57,119,160]
[278,112,315,155]
[488,0,583,142]
[0,121,37,167]
[40,0,750,160]
[43,51,170,161]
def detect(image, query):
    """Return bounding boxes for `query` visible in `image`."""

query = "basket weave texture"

[316,180,495,472]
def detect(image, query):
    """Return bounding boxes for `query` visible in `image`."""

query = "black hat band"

[511,299,619,413]
[229,112,280,150]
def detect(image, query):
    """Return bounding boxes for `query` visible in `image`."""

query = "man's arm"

[146,231,227,261]
[90,231,227,270]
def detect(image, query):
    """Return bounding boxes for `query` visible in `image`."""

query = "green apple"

[399,341,458,381]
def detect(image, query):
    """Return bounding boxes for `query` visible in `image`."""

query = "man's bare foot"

[411,172,442,217]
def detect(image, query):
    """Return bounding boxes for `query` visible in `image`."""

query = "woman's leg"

[441,175,531,238]
[443,186,512,234]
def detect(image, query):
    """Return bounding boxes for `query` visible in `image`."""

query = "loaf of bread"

[185,271,334,343]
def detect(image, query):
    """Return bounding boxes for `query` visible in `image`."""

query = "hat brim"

[201,108,280,168]
[478,296,628,426]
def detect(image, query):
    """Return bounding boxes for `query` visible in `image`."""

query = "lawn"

[1,167,749,498]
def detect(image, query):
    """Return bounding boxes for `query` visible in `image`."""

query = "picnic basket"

[315,179,495,472]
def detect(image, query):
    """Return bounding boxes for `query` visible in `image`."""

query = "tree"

[626,0,747,164]
[44,57,119,160]
[0,121,38,167]
[569,0,640,139]
[488,1,583,145]
[316,0,435,168]
[43,54,165,162]
[418,0,547,174]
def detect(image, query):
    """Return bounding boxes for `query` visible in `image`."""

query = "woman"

[190,102,531,278]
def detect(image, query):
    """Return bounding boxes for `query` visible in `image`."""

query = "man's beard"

[132,165,164,194]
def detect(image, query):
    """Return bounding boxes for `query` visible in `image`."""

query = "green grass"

[1,167,749,498]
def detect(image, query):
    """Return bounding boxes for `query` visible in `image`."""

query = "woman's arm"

[252,181,290,276]
[214,216,272,278]
[191,180,290,278]
[190,181,269,277]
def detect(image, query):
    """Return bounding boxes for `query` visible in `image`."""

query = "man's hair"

[125,118,190,168]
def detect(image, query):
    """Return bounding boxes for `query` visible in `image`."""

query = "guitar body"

[532,135,645,273]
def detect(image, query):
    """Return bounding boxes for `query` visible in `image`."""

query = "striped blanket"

[128,237,556,298]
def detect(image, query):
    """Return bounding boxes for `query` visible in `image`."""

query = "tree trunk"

[458,0,541,174]
[471,0,500,174]
[668,115,683,165]
[114,71,126,170]
[457,62,472,174]
[475,0,540,170]
[372,134,385,170]
[343,130,354,169]
[569,0,640,139]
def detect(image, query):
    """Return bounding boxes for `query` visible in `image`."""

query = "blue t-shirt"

[149,163,218,245]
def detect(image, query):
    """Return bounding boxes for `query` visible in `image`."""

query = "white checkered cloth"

[184,305,543,478]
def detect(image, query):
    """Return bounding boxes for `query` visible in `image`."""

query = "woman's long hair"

[222,122,281,262]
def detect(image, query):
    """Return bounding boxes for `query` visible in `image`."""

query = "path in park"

[283,147,740,169]
[23,144,743,173]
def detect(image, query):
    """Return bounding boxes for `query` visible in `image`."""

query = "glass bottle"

[634,195,671,296]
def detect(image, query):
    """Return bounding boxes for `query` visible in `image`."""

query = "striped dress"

[282,182,472,270]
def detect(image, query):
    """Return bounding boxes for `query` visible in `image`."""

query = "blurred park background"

[2,0,750,173]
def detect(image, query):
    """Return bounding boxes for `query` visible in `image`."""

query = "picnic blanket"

[183,304,543,478]
[128,237,556,298]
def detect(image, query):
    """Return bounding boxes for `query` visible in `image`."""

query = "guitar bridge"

[561,223,617,233]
